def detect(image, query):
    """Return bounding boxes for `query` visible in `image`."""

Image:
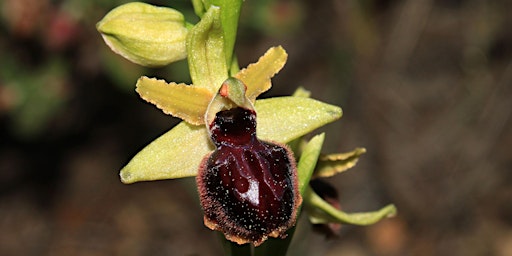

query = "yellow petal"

[313,148,367,178]
[235,46,288,102]
[136,76,212,125]
[120,122,213,183]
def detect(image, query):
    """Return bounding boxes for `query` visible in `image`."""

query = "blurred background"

[1,0,511,255]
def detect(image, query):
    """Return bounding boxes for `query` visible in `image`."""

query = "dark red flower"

[197,107,302,246]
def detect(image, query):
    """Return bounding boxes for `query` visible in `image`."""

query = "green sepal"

[256,97,342,143]
[119,122,213,183]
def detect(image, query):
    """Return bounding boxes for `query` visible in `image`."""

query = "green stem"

[220,235,252,256]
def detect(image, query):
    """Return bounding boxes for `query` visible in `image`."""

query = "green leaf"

[119,122,213,184]
[97,2,188,67]
[297,134,325,195]
[255,97,342,143]
[187,6,228,93]
[313,147,367,178]
[305,188,397,225]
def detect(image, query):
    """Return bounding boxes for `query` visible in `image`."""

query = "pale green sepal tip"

[97,2,188,67]
[119,122,214,184]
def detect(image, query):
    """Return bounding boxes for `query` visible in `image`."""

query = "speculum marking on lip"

[197,107,302,246]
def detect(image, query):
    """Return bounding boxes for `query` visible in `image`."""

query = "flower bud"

[97,2,188,67]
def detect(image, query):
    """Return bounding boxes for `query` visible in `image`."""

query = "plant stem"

[253,226,296,256]
[220,235,252,256]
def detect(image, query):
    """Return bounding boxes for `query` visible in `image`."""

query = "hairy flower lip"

[197,107,302,246]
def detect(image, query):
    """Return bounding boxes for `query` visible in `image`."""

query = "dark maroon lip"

[197,107,302,246]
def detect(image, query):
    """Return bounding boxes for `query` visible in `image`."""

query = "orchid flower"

[97,2,396,251]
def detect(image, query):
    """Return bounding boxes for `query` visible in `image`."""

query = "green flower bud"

[97,2,188,67]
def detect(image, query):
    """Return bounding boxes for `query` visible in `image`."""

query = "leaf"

[313,147,367,178]
[187,6,228,93]
[235,46,288,102]
[297,134,325,195]
[305,188,397,225]
[136,76,212,125]
[119,122,214,184]
[255,96,342,143]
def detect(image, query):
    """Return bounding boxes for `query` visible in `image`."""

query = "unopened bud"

[97,2,188,67]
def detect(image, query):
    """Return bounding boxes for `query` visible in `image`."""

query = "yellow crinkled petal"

[120,122,213,183]
[313,147,367,178]
[235,46,288,102]
[136,76,213,125]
